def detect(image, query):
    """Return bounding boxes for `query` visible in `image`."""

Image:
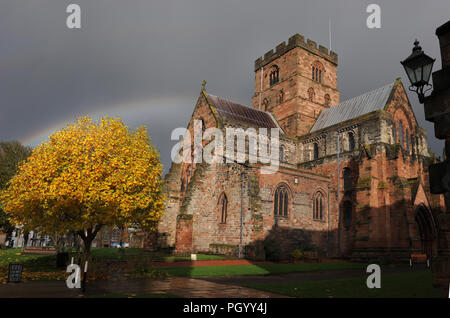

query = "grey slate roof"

[207,94,280,129]
[310,81,396,132]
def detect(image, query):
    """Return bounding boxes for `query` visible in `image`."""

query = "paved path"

[0,265,429,298]
[0,276,286,298]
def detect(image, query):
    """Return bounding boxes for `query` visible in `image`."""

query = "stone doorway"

[414,205,437,257]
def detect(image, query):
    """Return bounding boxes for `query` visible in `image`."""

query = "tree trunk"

[77,225,103,265]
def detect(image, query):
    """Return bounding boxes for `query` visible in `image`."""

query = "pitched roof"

[206,94,280,129]
[310,81,396,132]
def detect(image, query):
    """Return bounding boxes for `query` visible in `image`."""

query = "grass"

[90,248,229,262]
[160,262,367,277]
[246,271,445,298]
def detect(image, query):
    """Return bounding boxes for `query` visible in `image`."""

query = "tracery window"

[274,185,289,217]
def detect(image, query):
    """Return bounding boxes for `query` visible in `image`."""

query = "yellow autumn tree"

[0,116,165,258]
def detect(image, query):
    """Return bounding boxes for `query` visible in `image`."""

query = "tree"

[0,141,32,235]
[0,117,166,261]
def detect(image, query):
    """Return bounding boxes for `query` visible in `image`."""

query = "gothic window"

[313,143,319,160]
[313,192,324,220]
[270,65,280,86]
[312,61,324,83]
[278,90,284,104]
[280,145,286,163]
[399,121,404,147]
[406,129,410,152]
[274,184,289,217]
[263,98,269,111]
[343,201,352,227]
[392,123,397,143]
[308,87,315,102]
[219,193,228,224]
[343,168,352,192]
[348,132,355,152]
[324,94,331,106]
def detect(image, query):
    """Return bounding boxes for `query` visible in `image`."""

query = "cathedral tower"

[252,33,340,136]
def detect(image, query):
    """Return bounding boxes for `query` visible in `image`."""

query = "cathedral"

[158,33,445,261]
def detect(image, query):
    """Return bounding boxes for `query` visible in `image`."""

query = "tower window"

[308,87,315,102]
[219,192,228,224]
[263,98,269,111]
[274,184,289,217]
[270,66,279,86]
[278,90,284,104]
[312,61,324,83]
[324,94,331,106]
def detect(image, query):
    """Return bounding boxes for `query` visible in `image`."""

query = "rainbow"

[22,95,195,148]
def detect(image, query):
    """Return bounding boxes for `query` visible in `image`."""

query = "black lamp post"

[401,40,435,103]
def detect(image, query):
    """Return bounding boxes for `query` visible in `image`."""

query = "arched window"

[313,143,319,160]
[219,193,228,224]
[343,201,352,227]
[313,192,324,220]
[274,185,289,217]
[263,98,269,111]
[279,145,285,163]
[308,87,315,102]
[398,121,404,147]
[278,90,284,104]
[343,168,352,192]
[270,66,279,86]
[392,123,397,143]
[324,94,331,106]
[406,129,410,152]
[312,61,324,83]
[348,132,355,151]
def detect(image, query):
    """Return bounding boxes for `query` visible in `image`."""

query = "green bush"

[263,239,282,261]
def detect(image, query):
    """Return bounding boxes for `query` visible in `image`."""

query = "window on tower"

[312,61,324,83]
[324,94,331,106]
[270,65,279,86]
[308,87,315,102]
[278,90,284,104]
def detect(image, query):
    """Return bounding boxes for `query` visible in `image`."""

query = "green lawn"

[246,271,444,298]
[90,248,229,261]
[160,262,367,277]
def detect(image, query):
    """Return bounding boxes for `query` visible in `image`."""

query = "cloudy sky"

[0,0,448,173]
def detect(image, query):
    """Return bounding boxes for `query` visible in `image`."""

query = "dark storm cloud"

[0,0,448,171]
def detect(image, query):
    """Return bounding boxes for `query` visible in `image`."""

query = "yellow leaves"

[0,116,166,233]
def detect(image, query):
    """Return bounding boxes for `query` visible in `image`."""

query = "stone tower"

[252,33,340,136]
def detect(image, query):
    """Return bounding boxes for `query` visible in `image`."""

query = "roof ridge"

[310,80,397,132]
[206,92,273,116]
[336,81,396,107]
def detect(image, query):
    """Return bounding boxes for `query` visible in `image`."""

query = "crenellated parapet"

[254,33,338,71]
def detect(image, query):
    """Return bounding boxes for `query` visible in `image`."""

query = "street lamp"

[401,40,435,103]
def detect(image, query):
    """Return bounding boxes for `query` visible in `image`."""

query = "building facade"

[158,33,446,261]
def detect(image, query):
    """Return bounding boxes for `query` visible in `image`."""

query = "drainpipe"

[336,131,341,256]
[259,67,263,109]
[239,170,246,259]
[327,183,330,257]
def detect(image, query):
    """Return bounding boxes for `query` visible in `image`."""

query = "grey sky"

[0,0,448,173]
